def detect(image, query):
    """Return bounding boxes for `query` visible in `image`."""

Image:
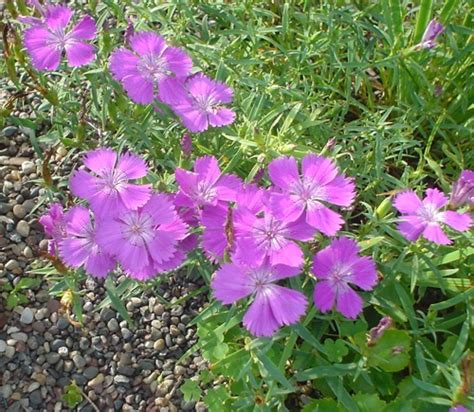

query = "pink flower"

[95,194,188,280]
[212,261,307,337]
[109,31,192,104]
[394,188,472,245]
[70,148,151,218]
[312,237,378,319]
[449,406,469,412]
[39,203,67,256]
[160,74,236,132]
[59,205,115,278]
[24,5,96,71]
[181,133,192,156]
[419,19,444,49]
[450,170,474,208]
[268,154,355,236]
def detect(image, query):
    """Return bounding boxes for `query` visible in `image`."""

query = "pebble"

[58,347,69,357]
[83,366,99,380]
[107,318,119,332]
[20,307,34,324]
[23,246,33,258]
[16,220,30,237]
[72,354,87,369]
[88,373,104,387]
[121,328,132,340]
[29,389,42,406]
[51,339,66,351]
[5,259,19,271]
[21,160,35,175]
[0,340,6,352]
[154,339,165,351]
[114,375,130,385]
[46,353,60,365]
[3,125,18,136]
[11,332,28,342]
[12,204,26,219]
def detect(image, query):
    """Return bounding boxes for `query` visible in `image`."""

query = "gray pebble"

[2,126,18,137]
[20,307,34,324]
[72,354,87,369]
[83,366,99,380]
[23,246,33,258]
[21,160,35,175]
[12,204,26,219]
[11,332,28,342]
[113,375,130,385]
[29,389,42,406]
[5,259,19,271]
[79,337,90,350]
[0,340,6,352]
[121,328,132,340]
[57,317,69,330]
[87,373,104,387]
[58,347,69,357]
[51,339,66,351]
[100,308,115,322]
[46,353,60,365]
[16,220,30,237]
[154,339,165,351]
[107,318,119,332]
[117,365,135,377]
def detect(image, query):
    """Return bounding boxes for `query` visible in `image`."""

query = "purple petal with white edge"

[243,293,280,337]
[443,211,472,232]
[119,183,152,211]
[267,285,307,328]
[84,252,115,278]
[195,156,221,185]
[423,188,448,209]
[397,215,425,241]
[83,148,117,174]
[348,256,378,291]
[129,32,166,56]
[116,152,148,179]
[313,281,336,313]
[211,263,254,305]
[287,215,316,241]
[422,224,452,245]
[65,42,95,67]
[45,5,73,29]
[162,46,193,77]
[268,156,300,190]
[109,48,140,81]
[24,27,61,71]
[306,205,344,236]
[69,15,96,40]
[209,108,236,128]
[147,231,177,264]
[59,238,90,268]
[186,74,215,100]
[69,169,98,201]
[336,287,363,319]
[393,190,423,214]
[269,192,305,222]
[324,175,356,207]
[213,81,234,104]
[141,194,178,226]
[216,174,242,202]
[270,242,304,268]
[302,154,339,186]
[122,73,155,105]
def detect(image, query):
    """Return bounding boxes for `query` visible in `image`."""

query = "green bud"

[375,197,392,219]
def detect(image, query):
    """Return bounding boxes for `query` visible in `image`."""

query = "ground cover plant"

[1,0,473,411]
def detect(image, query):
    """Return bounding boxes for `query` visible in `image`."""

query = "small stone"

[72,354,87,369]
[51,339,66,351]
[154,339,165,351]
[21,160,35,175]
[5,259,19,271]
[32,372,46,385]
[151,319,162,329]
[20,307,34,324]
[88,373,105,387]
[46,353,60,365]
[2,126,18,137]
[137,359,154,371]
[121,328,132,340]
[100,308,115,322]
[83,366,99,380]
[174,365,186,375]
[58,346,69,357]
[113,375,130,385]
[57,316,69,330]
[32,322,45,333]
[5,345,15,359]
[79,337,90,350]
[0,340,6,352]
[0,384,13,399]
[23,246,33,258]
[11,332,28,342]
[28,382,40,393]
[29,389,42,406]
[107,318,119,332]
[12,204,26,219]
[153,304,165,315]
[170,325,180,336]
[117,366,135,377]
[16,220,30,237]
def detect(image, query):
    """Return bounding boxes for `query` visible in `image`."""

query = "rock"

[20,307,34,325]
[51,339,66,351]
[27,382,40,393]
[29,389,42,406]
[79,337,90,350]
[100,308,115,322]
[72,354,87,369]
[23,246,33,258]
[0,203,13,214]
[83,366,99,380]
[5,259,19,271]
[21,161,35,175]
[16,220,30,237]
[154,304,165,315]
[107,318,119,333]
[4,345,15,359]
[117,366,135,377]
[151,319,162,329]
[0,384,13,399]
[58,347,68,357]
[121,328,132,340]
[12,204,26,219]
[113,375,130,385]
[11,332,28,342]
[87,373,104,387]
[46,353,60,365]
[154,339,165,351]
[174,365,186,375]
[57,317,69,330]
[0,340,6,352]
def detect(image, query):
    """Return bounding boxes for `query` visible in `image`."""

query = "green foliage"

[181,379,202,403]
[61,381,83,409]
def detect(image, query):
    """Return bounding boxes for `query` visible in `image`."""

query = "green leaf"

[302,399,345,412]
[413,0,433,44]
[61,381,83,408]
[353,393,386,412]
[324,339,349,363]
[385,399,414,412]
[6,293,19,309]
[104,277,134,328]
[256,349,294,391]
[367,330,411,372]
[180,379,201,402]
[204,386,230,412]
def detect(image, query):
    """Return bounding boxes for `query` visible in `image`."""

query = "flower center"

[193,94,216,114]
[417,203,442,224]
[99,168,128,195]
[138,54,169,82]
[291,178,327,209]
[194,180,217,204]
[253,217,287,250]
[121,211,155,246]
[48,27,71,50]
[330,263,352,285]
[249,268,273,292]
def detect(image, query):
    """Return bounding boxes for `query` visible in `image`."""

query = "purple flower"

[109,31,192,105]
[174,156,242,209]
[59,205,115,278]
[39,203,67,256]
[70,148,152,218]
[181,133,192,156]
[24,5,96,71]
[449,406,469,412]
[419,19,444,49]
[312,237,378,319]
[95,194,188,280]
[160,74,236,133]
[450,170,474,208]
[124,18,135,46]
[394,188,472,245]
[233,208,314,268]
[367,316,392,345]
[212,261,307,337]
[269,154,355,236]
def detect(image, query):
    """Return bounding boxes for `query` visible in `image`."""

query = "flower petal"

[119,183,152,211]
[65,41,95,67]
[270,242,304,268]
[269,192,304,222]
[59,238,90,268]
[397,215,425,241]
[422,224,452,245]
[24,27,61,71]
[211,263,254,305]
[116,152,148,179]
[302,154,339,186]
[162,46,192,77]
[83,148,117,174]
[45,5,73,30]
[443,211,472,232]
[130,32,166,56]
[69,15,96,40]
[267,285,307,328]
[268,156,299,190]
[336,287,363,319]
[348,256,377,291]
[216,174,242,202]
[141,194,178,226]
[208,108,236,127]
[306,205,344,236]
[84,252,115,278]
[393,190,422,214]
[147,231,177,264]
[109,48,140,81]
[324,175,356,207]
[313,281,336,313]
[122,72,155,105]
[243,293,279,337]
[69,170,98,201]
[423,188,448,209]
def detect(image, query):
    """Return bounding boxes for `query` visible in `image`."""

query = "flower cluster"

[41,149,188,280]
[41,150,380,336]
[393,177,472,245]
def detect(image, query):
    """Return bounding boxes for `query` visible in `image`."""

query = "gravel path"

[1,87,208,411]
